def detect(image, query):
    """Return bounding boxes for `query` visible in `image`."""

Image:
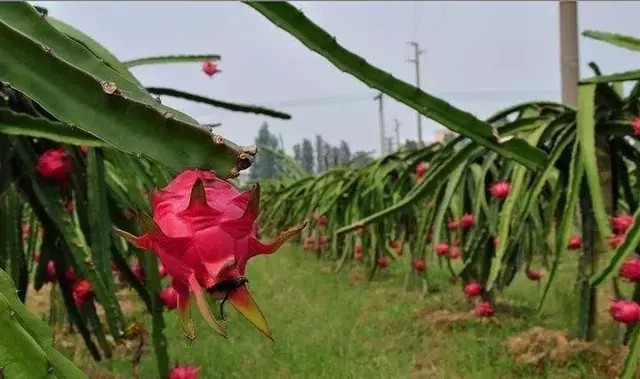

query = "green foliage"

[146,87,292,120]
[0,268,87,378]
[0,3,245,175]
[123,54,221,68]
[0,2,299,376]
[256,27,640,376]
[583,30,640,52]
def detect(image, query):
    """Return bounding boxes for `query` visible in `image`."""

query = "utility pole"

[559,0,579,106]
[374,92,386,156]
[394,119,401,150]
[408,41,425,145]
[386,137,394,154]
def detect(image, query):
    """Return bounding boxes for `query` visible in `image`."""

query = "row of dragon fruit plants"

[256,26,640,378]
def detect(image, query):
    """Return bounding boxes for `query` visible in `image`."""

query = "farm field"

[2,2,640,379]
[49,245,625,379]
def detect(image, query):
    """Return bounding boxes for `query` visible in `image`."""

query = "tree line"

[248,122,375,180]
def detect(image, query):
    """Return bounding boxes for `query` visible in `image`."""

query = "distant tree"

[331,146,340,167]
[315,135,324,174]
[301,139,314,174]
[403,139,420,151]
[338,140,351,165]
[278,133,285,151]
[323,141,332,170]
[249,122,281,180]
[293,143,302,167]
[350,150,375,169]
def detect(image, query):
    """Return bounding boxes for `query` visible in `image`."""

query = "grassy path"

[76,246,619,378]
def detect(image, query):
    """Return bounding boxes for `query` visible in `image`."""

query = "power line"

[412,1,425,41]
[184,89,560,112]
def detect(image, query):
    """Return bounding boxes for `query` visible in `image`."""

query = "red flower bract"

[160,286,179,310]
[37,148,72,186]
[115,170,305,341]
[158,263,168,279]
[377,256,389,268]
[447,220,459,232]
[169,365,200,379]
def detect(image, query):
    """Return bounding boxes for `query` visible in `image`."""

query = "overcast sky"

[34,1,639,157]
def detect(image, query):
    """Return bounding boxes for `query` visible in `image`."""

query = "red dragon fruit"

[464,281,482,297]
[460,213,474,229]
[114,170,305,340]
[474,302,494,317]
[202,60,219,77]
[37,148,72,187]
[490,181,510,200]
[609,300,640,324]
[169,365,200,379]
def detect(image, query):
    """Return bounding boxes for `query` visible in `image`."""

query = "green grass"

[74,246,623,379]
